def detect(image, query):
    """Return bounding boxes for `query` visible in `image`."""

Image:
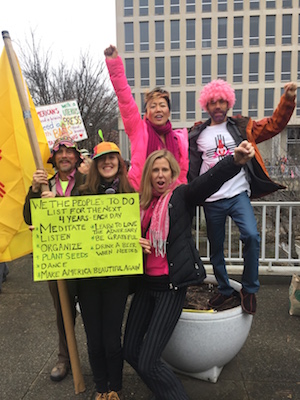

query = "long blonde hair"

[139,150,180,209]
[79,153,134,194]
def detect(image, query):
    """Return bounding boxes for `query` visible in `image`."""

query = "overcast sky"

[1,1,116,66]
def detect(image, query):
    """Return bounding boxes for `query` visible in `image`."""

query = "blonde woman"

[123,141,255,400]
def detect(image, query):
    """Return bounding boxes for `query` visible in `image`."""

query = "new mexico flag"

[0,47,53,262]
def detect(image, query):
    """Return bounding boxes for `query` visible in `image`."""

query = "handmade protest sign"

[36,100,88,148]
[31,194,143,281]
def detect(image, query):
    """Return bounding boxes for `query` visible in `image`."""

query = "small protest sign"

[36,100,88,148]
[31,194,143,281]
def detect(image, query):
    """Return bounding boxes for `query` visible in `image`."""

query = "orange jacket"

[188,93,295,198]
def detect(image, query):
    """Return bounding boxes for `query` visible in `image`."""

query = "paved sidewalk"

[0,254,299,400]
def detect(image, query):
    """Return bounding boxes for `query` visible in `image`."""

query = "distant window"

[124,0,133,16]
[171,20,180,49]
[140,93,145,118]
[266,0,276,8]
[250,16,259,46]
[266,15,275,45]
[298,51,300,80]
[155,57,165,86]
[202,18,211,48]
[264,88,274,116]
[234,0,243,10]
[232,89,242,115]
[155,21,164,50]
[297,88,300,116]
[234,17,243,47]
[202,55,211,84]
[125,58,134,86]
[265,52,275,82]
[171,92,180,120]
[249,53,259,82]
[250,0,259,9]
[282,15,292,45]
[281,51,291,81]
[282,0,292,7]
[140,21,149,51]
[139,0,148,16]
[186,0,195,12]
[233,53,243,83]
[217,54,227,80]
[186,19,196,49]
[202,0,211,12]
[186,91,196,119]
[140,58,149,86]
[155,0,164,15]
[170,0,180,14]
[186,55,196,84]
[248,89,258,117]
[124,23,134,52]
[287,126,300,158]
[218,0,227,11]
[218,17,227,47]
[171,56,180,85]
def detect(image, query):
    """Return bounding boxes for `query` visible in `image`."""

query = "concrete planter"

[162,275,253,383]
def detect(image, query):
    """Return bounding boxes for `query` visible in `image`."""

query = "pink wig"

[199,79,236,111]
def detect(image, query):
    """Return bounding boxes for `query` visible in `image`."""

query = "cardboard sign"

[36,100,88,148]
[31,194,143,281]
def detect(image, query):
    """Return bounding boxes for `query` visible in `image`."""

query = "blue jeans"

[204,191,260,295]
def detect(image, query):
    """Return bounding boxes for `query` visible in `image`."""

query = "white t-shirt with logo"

[196,122,250,202]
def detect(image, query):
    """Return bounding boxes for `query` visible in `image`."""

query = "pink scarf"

[141,182,178,257]
[145,119,180,164]
[55,169,76,197]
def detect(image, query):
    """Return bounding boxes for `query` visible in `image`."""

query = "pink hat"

[47,135,82,166]
[199,79,236,112]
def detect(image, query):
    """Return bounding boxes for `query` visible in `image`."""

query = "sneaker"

[240,288,256,315]
[208,292,235,309]
[95,393,108,400]
[50,361,69,382]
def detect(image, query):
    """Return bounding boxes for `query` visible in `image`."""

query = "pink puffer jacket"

[106,56,189,191]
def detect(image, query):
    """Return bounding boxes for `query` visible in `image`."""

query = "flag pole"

[2,31,85,394]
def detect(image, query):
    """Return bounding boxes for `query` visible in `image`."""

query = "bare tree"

[19,30,119,152]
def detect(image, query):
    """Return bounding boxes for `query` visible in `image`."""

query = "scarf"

[141,182,178,257]
[55,169,76,197]
[145,119,180,164]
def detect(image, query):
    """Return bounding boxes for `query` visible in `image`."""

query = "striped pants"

[123,285,190,400]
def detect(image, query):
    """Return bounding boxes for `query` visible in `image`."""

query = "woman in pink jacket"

[104,45,189,191]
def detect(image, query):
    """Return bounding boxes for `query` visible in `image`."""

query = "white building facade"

[115,0,300,163]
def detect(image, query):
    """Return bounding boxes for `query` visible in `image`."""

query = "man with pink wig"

[188,79,297,315]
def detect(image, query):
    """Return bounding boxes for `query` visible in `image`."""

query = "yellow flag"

[0,47,53,262]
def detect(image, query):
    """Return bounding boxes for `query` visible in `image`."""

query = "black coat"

[166,155,242,290]
[188,116,285,198]
[23,170,85,225]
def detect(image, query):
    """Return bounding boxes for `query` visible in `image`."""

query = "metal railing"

[194,202,300,276]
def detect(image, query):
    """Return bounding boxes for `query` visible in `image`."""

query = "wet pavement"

[0,254,299,400]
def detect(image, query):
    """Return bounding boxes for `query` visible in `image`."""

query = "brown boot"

[95,393,108,400]
[108,390,123,400]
